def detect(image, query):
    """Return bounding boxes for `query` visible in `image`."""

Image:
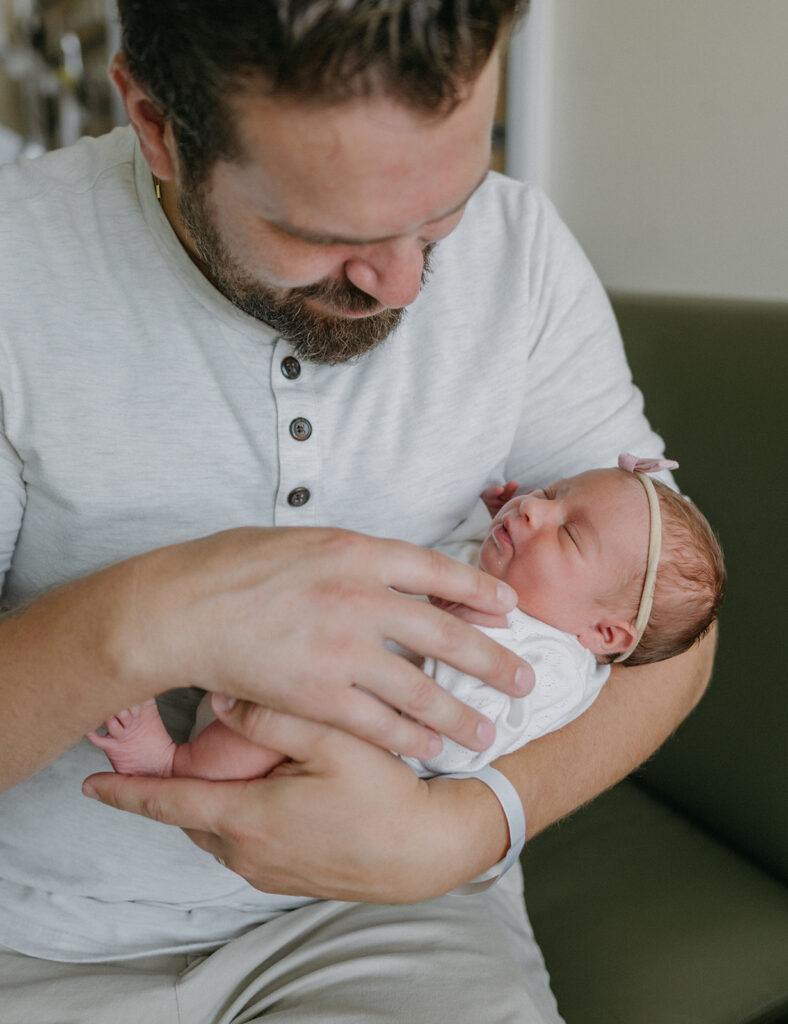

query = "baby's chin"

[477,540,499,576]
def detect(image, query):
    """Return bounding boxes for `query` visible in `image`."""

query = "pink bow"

[618,453,679,474]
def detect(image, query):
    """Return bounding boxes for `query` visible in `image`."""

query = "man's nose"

[342,237,426,310]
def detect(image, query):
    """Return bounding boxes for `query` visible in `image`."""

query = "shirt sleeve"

[505,188,668,487]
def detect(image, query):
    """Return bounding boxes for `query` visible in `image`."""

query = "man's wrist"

[63,558,165,706]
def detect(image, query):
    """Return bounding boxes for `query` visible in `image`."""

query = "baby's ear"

[577,618,638,658]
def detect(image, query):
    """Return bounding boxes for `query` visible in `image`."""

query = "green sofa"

[522,295,788,1024]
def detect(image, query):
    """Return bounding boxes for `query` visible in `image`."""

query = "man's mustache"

[292,242,436,315]
[295,276,381,314]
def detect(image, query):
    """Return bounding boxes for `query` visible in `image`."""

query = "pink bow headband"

[618,454,679,475]
[614,453,679,662]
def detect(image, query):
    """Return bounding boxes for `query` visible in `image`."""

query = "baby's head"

[479,461,724,665]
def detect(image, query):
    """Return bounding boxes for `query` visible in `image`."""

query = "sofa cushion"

[522,296,788,1022]
[612,295,788,885]
[523,781,788,1024]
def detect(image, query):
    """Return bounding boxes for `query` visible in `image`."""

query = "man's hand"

[112,527,533,761]
[83,701,509,902]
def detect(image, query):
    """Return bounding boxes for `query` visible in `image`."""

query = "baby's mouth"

[492,518,514,553]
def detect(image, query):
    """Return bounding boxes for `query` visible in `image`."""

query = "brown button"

[289,417,312,441]
[287,487,310,507]
[281,357,301,380]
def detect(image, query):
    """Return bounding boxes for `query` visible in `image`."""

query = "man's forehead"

[218,52,500,241]
[266,167,490,246]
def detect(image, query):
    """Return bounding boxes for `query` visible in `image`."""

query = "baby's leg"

[87,700,177,777]
[88,697,285,780]
[172,719,285,780]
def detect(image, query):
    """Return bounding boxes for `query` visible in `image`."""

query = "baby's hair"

[620,479,725,666]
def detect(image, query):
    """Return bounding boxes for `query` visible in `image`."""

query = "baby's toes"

[104,713,130,737]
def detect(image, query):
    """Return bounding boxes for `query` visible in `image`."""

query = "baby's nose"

[519,495,548,525]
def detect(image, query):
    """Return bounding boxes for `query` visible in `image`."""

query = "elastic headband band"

[614,473,662,662]
[614,453,679,664]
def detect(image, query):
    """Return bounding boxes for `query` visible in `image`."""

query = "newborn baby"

[88,455,725,779]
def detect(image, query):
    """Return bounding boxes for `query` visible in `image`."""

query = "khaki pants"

[0,866,563,1024]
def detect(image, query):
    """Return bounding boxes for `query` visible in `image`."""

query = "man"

[0,3,714,1021]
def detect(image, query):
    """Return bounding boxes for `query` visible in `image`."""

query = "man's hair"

[116,0,524,184]
[623,480,726,667]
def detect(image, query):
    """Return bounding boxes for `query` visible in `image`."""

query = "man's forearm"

[0,562,154,792]
[494,624,717,839]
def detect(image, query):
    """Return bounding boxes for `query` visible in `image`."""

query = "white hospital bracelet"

[443,764,527,896]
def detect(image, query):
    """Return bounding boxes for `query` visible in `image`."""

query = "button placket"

[272,341,319,522]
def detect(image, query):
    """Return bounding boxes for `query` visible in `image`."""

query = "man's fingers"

[213,694,445,766]
[82,773,229,831]
[381,541,517,614]
[322,678,448,760]
[210,700,356,764]
[387,593,534,699]
[349,652,499,754]
[81,775,264,877]
[212,664,506,763]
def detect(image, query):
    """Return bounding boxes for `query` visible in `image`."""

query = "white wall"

[507,1,788,303]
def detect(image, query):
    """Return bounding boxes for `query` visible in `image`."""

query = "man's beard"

[178,182,435,365]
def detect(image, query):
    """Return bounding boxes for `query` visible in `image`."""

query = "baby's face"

[479,469,648,636]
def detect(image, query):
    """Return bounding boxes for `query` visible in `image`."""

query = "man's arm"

[0,525,530,793]
[84,625,715,901]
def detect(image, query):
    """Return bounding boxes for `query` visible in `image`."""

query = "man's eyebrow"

[271,169,490,247]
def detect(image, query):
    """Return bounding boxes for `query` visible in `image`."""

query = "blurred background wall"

[0,0,120,161]
[507,0,788,303]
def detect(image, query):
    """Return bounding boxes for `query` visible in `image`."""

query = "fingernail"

[476,719,496,747]
[82,782,99,800]
[428,733,444,757]
[497,582,517,608]
[212,695,236,714]
[514,665,535,696]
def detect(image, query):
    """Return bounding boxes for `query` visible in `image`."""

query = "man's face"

[479,470,649,639]
[170,51,500,363]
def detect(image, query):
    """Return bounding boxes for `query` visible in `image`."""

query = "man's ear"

[577,617,638,659]
[109,53,178,181]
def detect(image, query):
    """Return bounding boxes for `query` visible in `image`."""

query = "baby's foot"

[87,699,177,777]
